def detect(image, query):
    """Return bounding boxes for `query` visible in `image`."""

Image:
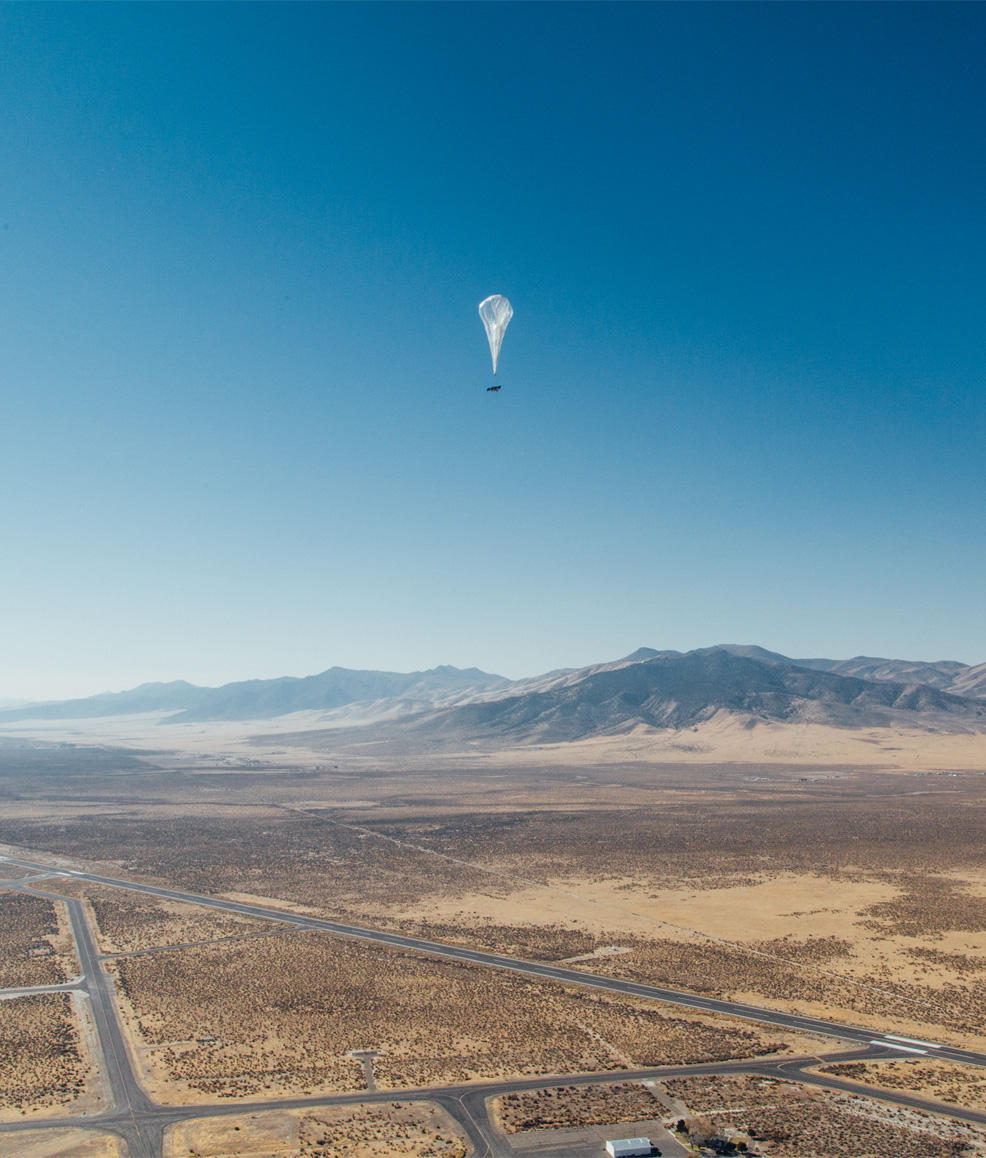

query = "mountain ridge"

[386,648,985,747]
[0,644,983,729]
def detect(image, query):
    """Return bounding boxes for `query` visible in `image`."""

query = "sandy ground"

[0,712,336,764]
[388,871,903,944]
[479,714,986,772]
[220,892,323,915]
[69,991,112,1117]
[390,869,986,1051]
[2,709,985,772]
[0,1129,123,1158]
[164,1102,471,1158]
[164,1109,301,1157]
[94,909,834,1104]
[393,868,986,969]
[51,901,81,979]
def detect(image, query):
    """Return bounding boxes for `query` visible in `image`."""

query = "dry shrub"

[819,1058,986,1114]
[89,892,284,954]
[664,1074,985,1158]
[861,876,986,939]
[298,1103,468,1157]
[566,935,986,1039]
[111,932,782,1098]
[0,893,71,988]
[496,1081,660,1133]
[0,994,89,1111]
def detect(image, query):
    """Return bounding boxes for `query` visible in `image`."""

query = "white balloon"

[478,294,513,376]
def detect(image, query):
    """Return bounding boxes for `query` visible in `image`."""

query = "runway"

[4,854,984,1067]
[3,852,986,1157]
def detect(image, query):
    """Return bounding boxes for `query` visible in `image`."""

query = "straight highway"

[3,853,984,1071]
[5,852,986,1157]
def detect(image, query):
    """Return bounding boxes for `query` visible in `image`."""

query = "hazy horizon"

[4,639,985,705]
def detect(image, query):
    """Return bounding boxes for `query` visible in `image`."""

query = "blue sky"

[2,3,984,698]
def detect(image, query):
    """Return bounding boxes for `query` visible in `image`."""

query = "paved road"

[4,854,984,1070]
[2,1043,985,1158]
[0,979,84,999]
[8,881,163,1157]
[5,853,986,1157]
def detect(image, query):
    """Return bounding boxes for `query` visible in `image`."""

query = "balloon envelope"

[478,294,513,375]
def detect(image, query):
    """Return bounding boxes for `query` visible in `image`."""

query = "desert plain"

[1,690,986,1156]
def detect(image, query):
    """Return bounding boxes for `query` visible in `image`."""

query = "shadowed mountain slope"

[951,661,986,699]
[394,649,985,745]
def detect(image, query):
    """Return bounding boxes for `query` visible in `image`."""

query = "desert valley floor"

[2,716,986,1157]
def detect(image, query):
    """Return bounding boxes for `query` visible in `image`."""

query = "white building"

[604,1139,652,1157]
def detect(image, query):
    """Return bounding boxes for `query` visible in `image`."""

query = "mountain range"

[381,648,984,748]
[1,646,985,745]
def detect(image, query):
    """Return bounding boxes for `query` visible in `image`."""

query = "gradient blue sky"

[2,3,984,699]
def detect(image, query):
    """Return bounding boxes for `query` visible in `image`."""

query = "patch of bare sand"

[164,1102,471,1157]
[475,715,986,772]
[164,1109,299,1157]
[389,871,898,946]
[0,1129,122,1158]
[389,871,986,1051]
[220,892,321,915]
[0,712,337,766]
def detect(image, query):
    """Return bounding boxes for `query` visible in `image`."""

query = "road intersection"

[2,853,986,1157]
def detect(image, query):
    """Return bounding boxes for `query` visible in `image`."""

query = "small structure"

[605,1139,652,1157]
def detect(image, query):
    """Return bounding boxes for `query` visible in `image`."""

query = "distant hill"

[0,666,507,724]
[710,645,984,699]
[951,661,986,699]
[391,649,984,746]
[0,680,205,722]
[166,665,508,723]
[790,655,969,690]
[619,647,683,663]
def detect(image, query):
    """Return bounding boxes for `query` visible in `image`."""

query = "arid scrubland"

[4,758,986,1056]
[165,1103,470,1158]
[818,1058,986,1115]
[0,893,75,987]
[102,929,793,1099]
[493,1081,662,1132]
[0,994,95,1119]
[561,925,986,1041]
[86,890,291,954]
[663,1074,986,1158]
